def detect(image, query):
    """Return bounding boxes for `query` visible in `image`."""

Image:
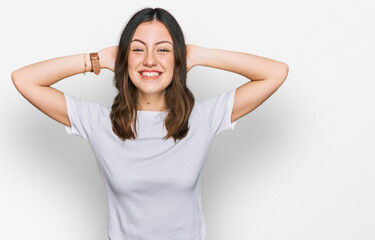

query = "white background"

[1,0,374,239]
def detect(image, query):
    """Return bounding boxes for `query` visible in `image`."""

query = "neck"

[137,90,168,111]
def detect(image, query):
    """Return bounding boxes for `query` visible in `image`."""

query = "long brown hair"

[110,7,195,143]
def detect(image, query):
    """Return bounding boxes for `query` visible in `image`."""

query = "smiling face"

[128,20,175,98]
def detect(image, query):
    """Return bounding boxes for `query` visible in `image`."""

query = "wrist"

[89,52,101,75]
[98,50,106,69]
[193,45,206,67]
[84,53,92,73]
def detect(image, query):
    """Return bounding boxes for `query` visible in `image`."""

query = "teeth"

[141,72,160,77]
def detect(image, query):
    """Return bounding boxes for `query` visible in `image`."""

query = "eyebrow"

[131,39,173,46]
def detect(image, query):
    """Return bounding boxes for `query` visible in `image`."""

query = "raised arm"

[11,53,96,128]
[186,44,289,123]
[11,45,120,129]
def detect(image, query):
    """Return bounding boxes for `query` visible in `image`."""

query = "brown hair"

[110,7,195,143]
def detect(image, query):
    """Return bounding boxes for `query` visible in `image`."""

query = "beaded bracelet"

[83,53,87,76]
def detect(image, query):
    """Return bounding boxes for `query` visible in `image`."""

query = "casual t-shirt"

[62,88,238,240]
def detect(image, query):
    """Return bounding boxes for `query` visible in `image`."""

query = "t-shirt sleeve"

[197,88,238,136]
[62,92,107,142]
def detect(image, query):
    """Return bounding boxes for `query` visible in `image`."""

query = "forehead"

[132,20,172,43]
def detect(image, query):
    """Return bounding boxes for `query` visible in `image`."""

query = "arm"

[186,45,289,122]
[11,46,117,128]
[11,53,95,128]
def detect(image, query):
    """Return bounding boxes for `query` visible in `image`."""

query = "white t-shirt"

[62,88,238,240]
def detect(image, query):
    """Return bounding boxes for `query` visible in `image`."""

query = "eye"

[132,48,144,52]
[158,48,170,52]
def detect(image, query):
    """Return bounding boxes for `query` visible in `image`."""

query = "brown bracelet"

[90,52,101,75]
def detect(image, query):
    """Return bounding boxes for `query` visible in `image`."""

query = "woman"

[11,7,288,240]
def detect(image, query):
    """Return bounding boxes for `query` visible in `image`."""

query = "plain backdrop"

[1,0,374,239]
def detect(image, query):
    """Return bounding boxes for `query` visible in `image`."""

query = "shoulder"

[195,89,236,116]
[63,92,110,141]
[64,92,109,116]
[194,89,237,136]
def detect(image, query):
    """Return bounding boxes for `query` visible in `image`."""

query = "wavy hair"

[110,7,195,143]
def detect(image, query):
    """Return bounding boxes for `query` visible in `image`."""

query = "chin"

[137,87,166,94]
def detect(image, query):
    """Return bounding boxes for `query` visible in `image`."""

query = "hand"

[186,44,201,72]
[98,46,118,72]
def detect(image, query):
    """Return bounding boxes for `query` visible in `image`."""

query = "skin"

[127,20,175,111]
[98,25,289,122]
[11,20,288,129]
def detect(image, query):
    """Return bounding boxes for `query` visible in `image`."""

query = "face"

[128,20,175,96]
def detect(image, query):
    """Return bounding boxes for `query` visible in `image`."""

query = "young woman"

[11,7,288,240]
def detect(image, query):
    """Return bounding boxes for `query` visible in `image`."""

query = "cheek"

[128,53,147,66]
[127,57,139,81]
[160,56,175,71]
[127,55,138,69]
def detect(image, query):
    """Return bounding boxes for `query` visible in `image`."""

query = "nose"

[143,50,157,67]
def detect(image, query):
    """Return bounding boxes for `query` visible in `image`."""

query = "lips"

[138,70,163,80]
[139,70,162,73]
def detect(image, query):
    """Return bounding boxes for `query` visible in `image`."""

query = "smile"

[139,71,162,80]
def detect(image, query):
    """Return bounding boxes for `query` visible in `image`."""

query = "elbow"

[277,63,289,83]
[11,71,19,87]
[282,63,289,81]
[11,70,17,82]
[11,70,24,91]
[269,63,289,83]
[11,69,23,83]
